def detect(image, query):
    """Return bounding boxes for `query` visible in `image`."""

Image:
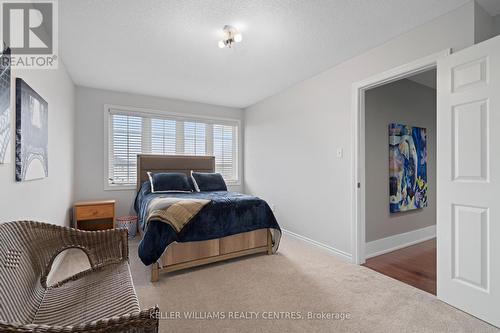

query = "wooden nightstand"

[74,200,116,231]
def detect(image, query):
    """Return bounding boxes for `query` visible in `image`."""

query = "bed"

[134,154,281,281]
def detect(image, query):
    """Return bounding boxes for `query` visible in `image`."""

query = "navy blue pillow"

[147,172,193,193]
[191,172,227,192]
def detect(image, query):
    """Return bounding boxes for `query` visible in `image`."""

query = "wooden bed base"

[136,155,275,282]
[150,228,273,282]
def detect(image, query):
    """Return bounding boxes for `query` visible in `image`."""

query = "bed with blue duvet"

[134,154,281,280]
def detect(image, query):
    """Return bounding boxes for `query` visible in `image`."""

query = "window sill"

[104,184,136,191]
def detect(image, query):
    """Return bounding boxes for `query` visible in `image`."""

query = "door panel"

[452,204,489,291]
[452,100,489,181]
[437,35,500,327]
[451,57,488,92]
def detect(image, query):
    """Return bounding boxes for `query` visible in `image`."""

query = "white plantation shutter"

[184,121,206,155]
[213,124,237,180]
[109,114,143,185]
[151,118,176,155]
[107,108,239,187]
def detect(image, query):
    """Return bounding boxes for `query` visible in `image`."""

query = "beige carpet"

[51,234,499,333]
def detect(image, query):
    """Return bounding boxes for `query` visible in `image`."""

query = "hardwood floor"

[363,238,436,295]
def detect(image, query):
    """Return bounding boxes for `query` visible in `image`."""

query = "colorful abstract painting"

[389,123,427,213]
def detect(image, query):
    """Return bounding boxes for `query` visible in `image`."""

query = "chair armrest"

[37,223,129,287]
[0,307,159,333]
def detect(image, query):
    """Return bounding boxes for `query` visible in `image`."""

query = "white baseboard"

[281,228,352,262]
[365,225,436,259]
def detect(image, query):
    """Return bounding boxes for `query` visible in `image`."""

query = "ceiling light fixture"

[218,25,242,49]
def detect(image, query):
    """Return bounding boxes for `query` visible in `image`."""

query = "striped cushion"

[33,262,140,326]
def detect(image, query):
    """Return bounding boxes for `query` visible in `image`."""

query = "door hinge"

[357,182,361,188]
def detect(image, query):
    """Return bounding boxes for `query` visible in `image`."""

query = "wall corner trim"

[365,225,436,259]
[281,228,352,262]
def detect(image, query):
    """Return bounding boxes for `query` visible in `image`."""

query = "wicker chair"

[0,221,159,333]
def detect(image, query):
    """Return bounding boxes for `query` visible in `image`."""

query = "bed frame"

[137,154,273,282]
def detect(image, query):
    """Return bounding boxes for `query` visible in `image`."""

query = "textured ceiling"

[60,0,480,108]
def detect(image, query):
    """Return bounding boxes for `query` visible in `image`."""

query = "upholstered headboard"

[136,154,215,191]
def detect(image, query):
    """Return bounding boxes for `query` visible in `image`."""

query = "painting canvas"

[0,48,11,164]
[389,123,427,213]
[16,78,48,181]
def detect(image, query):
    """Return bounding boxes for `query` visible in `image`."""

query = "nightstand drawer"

[75,205,114,220]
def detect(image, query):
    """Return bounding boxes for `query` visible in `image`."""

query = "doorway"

[350,50,449,286]
[360,70,437,294]
[351,50,448,266]
[353,35,500,328]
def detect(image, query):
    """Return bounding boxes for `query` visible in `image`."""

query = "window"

[109,114,142,186]
[213,124,236,180]
[106,106,239,189]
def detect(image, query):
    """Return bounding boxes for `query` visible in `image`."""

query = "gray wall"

[244,3,475,258]
[0,63,75,226]
[494,14,500,35]
[474,1,496,43]
[365,79,436,242]
[74,86,244,216]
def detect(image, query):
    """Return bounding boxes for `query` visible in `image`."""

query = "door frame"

[350,49,450,265]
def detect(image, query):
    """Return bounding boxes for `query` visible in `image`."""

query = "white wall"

[74,86,244,216]
[365,79,436,242]
[0,63,75,226]
[244,3,475,258]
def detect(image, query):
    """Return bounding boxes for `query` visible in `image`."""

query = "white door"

[437,35,500,327]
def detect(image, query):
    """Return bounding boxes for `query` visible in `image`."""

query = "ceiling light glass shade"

[218,25,242,48]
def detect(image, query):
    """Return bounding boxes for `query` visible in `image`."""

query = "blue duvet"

[135,182,281,266]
